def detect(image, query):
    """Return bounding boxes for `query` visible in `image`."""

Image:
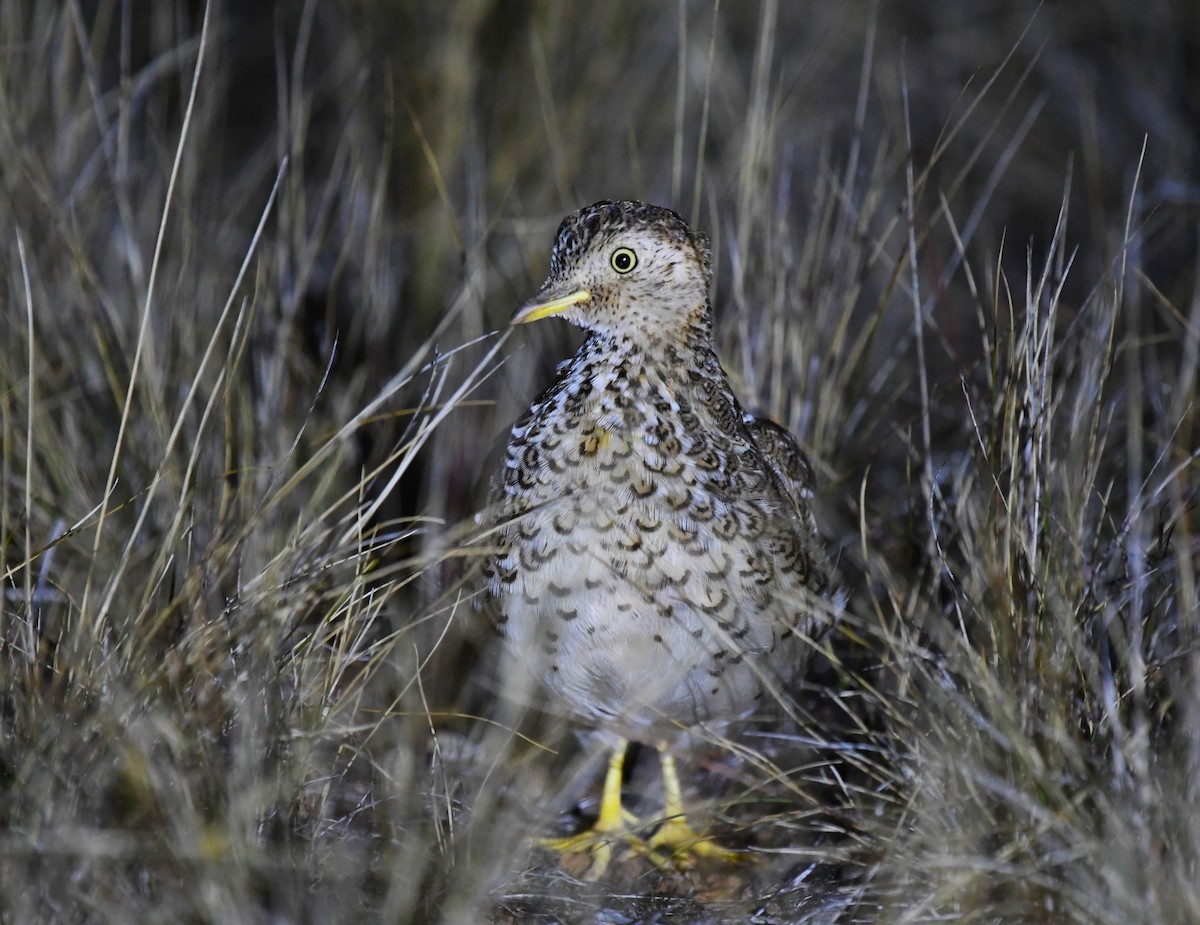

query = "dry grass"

[1,1,1197,922]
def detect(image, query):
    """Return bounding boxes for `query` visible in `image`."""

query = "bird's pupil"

[616,253,629,269]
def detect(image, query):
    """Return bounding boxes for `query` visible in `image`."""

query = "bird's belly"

[500,503,782,735]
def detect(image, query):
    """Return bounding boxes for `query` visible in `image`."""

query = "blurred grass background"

[1,0,1197,922]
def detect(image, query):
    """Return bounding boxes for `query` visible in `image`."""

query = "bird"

[478,199,831,877]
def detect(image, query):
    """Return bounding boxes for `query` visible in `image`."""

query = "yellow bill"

[510,288,591,325]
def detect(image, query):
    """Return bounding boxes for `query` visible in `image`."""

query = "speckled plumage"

[481,200,829,744]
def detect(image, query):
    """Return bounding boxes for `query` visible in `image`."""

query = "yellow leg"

[539,739,644,878]
[538,741,750,877]
[646,748,751,868]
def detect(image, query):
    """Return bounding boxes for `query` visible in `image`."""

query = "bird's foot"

[646,813,752,871]
[535,742,753,878]
[541,814,738,878]
[539,812,749,878]
[538,744,646,879]
[537,808,646,879]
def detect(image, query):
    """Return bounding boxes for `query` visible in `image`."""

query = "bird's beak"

[510,286,591,325]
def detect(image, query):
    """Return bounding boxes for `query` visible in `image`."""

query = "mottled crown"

[549,200,713,285]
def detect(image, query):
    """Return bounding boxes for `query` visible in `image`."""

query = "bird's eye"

[610,247,638,274]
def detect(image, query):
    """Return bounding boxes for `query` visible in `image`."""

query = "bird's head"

[512,200,713,339]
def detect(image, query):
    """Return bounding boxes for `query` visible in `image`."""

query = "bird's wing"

[743,415,831,593]
[744,415,815,505]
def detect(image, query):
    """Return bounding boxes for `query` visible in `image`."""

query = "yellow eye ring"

[610,247,638,274]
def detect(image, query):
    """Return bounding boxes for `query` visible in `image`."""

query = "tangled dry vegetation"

[1,2,1197,923]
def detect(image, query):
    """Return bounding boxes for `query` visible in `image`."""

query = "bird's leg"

[538,739,645,878]
[646,747,751,868]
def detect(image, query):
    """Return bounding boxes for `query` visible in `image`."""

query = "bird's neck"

[582,301,713,362]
